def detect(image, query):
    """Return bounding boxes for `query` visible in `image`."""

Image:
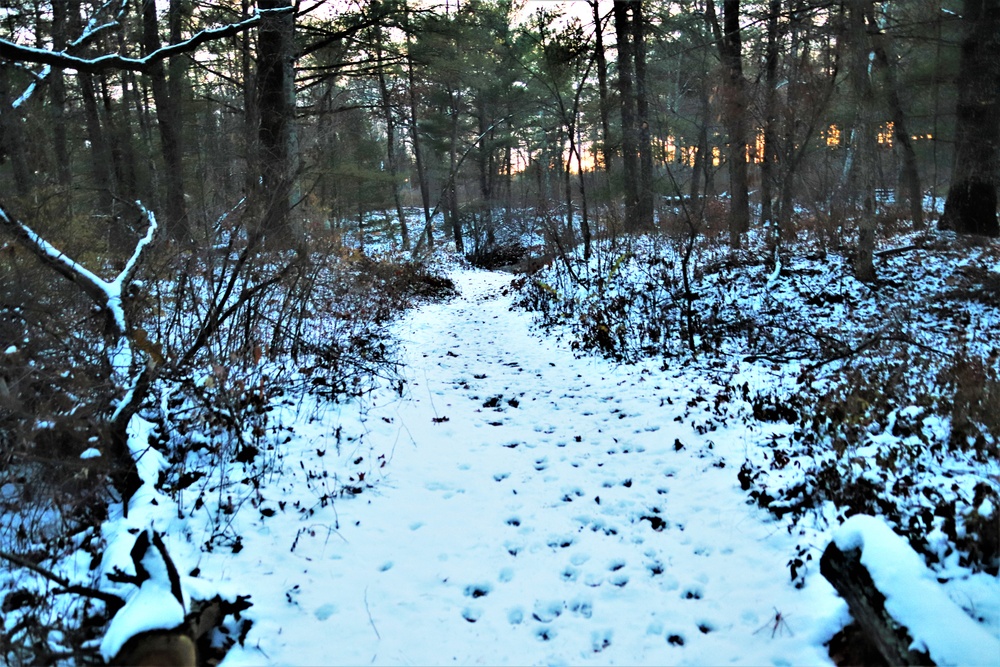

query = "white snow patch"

[834,515,1000,666]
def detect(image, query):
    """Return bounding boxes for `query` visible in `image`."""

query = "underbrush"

[515,223,1000,581]
[0,214,454,664]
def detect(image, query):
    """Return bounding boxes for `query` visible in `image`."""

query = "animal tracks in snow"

[220,269,842,666]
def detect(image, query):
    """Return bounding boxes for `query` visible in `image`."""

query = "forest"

[0,0,999,664]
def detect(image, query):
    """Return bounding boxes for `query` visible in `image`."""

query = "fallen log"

[821,515,1000,667]
[820,540,932,666]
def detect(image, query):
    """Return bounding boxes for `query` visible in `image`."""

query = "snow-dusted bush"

[515,225,1000,578]
[0,199,453,664]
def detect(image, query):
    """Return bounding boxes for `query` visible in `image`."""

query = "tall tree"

[373,25,410,250]
[868,7,923,230]
[705,0,750,247]
[614,0,652,230]
[846,0,878,282]
[404,3,434,249]
[142,0,189,240]
[255,0,297,240]
[613,0,638,227]
[591,0,613,175]
[760,0,782,242]
[940,0,1000,237]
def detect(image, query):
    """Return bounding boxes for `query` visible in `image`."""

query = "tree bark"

[614,0,639,228]
[142,0,189,241]
[820,541,934,666]
[255,0,297,241]
[447,87,464,252]
[848,0,877,281]
[632,0,654,229]
[405,6,434,250]
[79,73,115,211]
[940,0,1000,237]
[868,9,923,229]
[50,0,72,191]
[706,0,750,247]
[0,65,32,197]
[591,0,613,176]
[375,26,409,251]
[760,0,781,246]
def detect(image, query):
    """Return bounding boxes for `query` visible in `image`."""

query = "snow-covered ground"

[9,246,999,665]
[104,267,853,665]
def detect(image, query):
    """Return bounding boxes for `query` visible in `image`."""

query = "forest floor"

[8,227,1000,666]
[177,264,846,665]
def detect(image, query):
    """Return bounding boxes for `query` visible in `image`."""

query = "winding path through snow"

[218,268,843,666]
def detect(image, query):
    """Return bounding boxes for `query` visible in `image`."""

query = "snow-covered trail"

[218,268,844,666]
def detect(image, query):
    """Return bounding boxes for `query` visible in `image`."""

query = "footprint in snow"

[531,600,563,623]
[609,572,629,587]
[591,629,612,652]
[463,583,493,599]
[314,603,336,621]
[462,607,482,623]
[546,535,574,549]
[568,597,593,619]
[683,586,703,600]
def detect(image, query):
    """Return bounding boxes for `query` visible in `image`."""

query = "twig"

[363,587,381,640]
[875,244,924,259]
[0,550,125,614]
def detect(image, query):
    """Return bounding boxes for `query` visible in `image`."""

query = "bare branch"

[0,9,286,74]
[0,201,159,338]
[0,550,125,615]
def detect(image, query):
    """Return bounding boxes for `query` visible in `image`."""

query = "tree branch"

[0,10,285,74]
[0,550,125,615]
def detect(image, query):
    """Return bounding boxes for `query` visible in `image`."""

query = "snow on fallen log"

[821,514,1000,666]
[100,530,194,666]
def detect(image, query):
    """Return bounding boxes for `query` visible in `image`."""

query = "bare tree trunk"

[591,0,613,176]
[868,10,923,229]
[375,27,409,251]
[706,0,750,248]
[0,65,32,196]
[614,0,639,228]
[405,7,434,250]
[255,0,297,241]
[940,0,1000,237]
[79,73,115,210]
[632,0,654,229]
[761,0,781,247]
[845,0,878,281]
[50,0,72,191]
[142,0,189,240]
[573,125,592,259]
[447,87,464,252]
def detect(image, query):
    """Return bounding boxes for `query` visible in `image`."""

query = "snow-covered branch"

[0,10,284,75]
[11,0,126,108]
[0,201,158,338]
